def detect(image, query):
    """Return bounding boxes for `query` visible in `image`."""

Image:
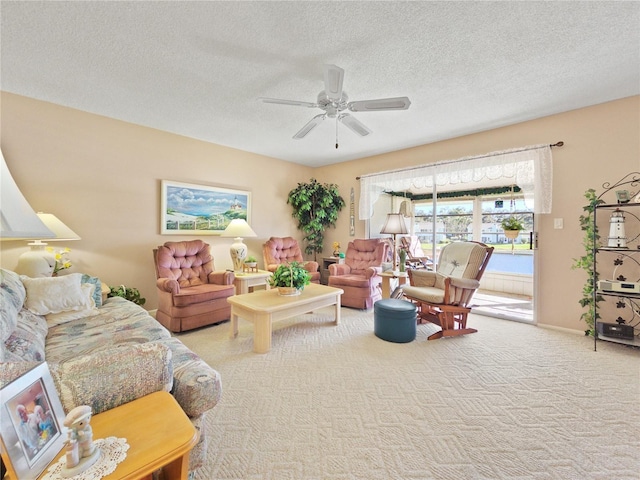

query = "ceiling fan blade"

[348,96,411,112]
[323,64,344,101]
[339,113,372,137]
[293,114,325,139]
[259,97,318,108]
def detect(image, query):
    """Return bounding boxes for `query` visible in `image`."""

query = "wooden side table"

[380,271,408,299]
[233,269,272,294]
[321,257,344,285]
[4,391,197,480]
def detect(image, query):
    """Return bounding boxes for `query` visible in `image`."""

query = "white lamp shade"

[36,213,81,241]
[380,213,408,235]
[380,213,408,272]
[221,219,257,238]
[0,149,55,240]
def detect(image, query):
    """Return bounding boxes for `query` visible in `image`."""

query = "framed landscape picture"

[0,362,66,480]
[161,180,251,235]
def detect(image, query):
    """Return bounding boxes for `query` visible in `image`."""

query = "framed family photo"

[0,363,66,480]
[161,180,251,235]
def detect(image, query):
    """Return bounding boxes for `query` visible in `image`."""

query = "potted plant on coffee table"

[268,262,311,296]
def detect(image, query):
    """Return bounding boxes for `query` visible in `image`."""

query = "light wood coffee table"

[228,283,343,353]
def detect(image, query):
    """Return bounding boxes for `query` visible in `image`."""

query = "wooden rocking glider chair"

[401,241,493,340]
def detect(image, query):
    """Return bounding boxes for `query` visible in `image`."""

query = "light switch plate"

[554,218,563,229]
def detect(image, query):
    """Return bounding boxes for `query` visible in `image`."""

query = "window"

[414,199,474,243]
[481,195,533,249]
[413,191,533,251]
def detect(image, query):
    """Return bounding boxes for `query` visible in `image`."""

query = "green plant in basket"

[268,262,311,291]
[500,216,524,231]
[244,256,257,264]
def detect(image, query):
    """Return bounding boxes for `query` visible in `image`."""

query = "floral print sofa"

[0,268,221,475]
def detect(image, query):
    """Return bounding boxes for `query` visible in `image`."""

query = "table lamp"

[380,213,408,272]
[16,213,81,277]
[222,219,257,272]
[0,150,54,240]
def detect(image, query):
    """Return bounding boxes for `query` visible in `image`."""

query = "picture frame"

[160,180,251,235]
[0,363,66,480]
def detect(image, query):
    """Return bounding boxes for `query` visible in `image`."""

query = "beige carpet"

[177,308,640,480]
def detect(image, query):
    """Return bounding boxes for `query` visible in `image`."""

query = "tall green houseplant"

[571,188,603,336]
[287,178,345,259]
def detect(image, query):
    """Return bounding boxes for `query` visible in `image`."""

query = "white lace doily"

[42,437,129,480]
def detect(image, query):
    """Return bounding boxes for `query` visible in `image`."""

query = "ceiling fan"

[259,64,411,148]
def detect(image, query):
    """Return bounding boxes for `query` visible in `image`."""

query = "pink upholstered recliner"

[262,236,321,283]
[327,238,388,309]
[153,240,235,332]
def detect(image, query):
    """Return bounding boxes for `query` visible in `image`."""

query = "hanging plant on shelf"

[571,188,604,336]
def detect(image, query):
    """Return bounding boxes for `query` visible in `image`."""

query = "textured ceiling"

[1,1,639,167]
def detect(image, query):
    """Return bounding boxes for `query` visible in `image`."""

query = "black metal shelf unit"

[592,173,640,351]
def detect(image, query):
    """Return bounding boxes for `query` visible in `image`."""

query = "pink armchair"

[262,237,321,283]
[153,240,235,332]
[328,238,389,309]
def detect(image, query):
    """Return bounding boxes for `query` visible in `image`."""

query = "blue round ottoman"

[374,299,417,343]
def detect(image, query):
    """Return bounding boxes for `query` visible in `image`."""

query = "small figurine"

[61,405,100,477]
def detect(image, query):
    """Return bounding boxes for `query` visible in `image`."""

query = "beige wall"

[2,92,639,332]
[313,95,639,332]
[0,92,314,309]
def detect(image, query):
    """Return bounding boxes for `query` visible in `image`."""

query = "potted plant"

[107,285,146,306]
[287,178,345,260]
[243,256,258,271]
[268,262,311,296]
[501,216,524,240]
[571,188,604,336]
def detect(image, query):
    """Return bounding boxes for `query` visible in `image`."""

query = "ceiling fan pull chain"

[335,117,339,149]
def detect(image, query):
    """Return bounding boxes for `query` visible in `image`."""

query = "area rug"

[177,308,640,480]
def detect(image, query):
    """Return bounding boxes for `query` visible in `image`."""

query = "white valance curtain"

[359,144,553,219]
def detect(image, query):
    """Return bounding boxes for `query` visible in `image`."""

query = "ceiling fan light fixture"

[259,65,410,145]
[323,64,344,100]
[339,114,372,137]
[348,96,411,112]
[259,97,317,108]
[293,114,325,139]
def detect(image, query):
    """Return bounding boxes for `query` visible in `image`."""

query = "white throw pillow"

[21,274,94,315]
[45,305,99,327]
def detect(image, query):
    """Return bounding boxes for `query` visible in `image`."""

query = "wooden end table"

[380,271,408,298]
[228,283,343,353]
[4,391,197,480]
[233,269,272,294]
